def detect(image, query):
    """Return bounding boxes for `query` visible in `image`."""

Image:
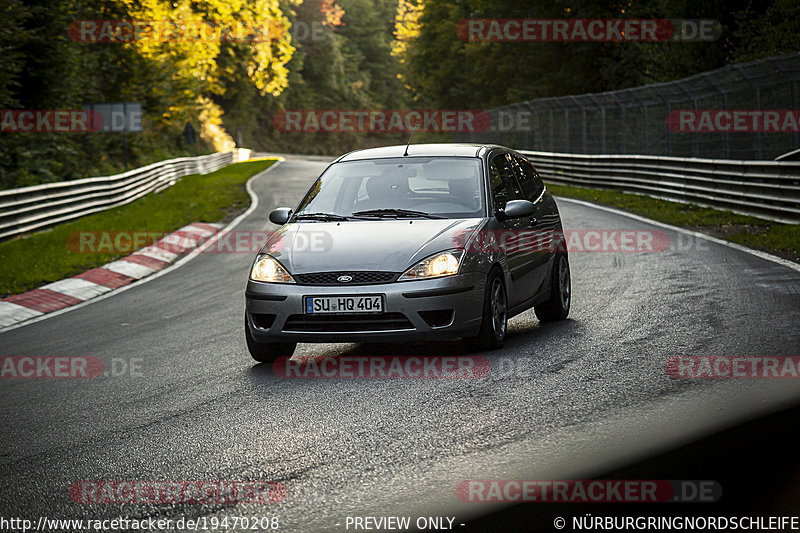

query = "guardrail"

[0,149,250,241]
[521,150,800,224]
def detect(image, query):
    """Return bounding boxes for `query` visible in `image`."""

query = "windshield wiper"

[351,208,443,219]
[292,212,351,222]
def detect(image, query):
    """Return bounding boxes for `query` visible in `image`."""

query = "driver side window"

[510,154,545,201]
[489,153,522,211]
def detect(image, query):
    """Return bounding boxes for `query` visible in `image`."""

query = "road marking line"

[556,196,800,273]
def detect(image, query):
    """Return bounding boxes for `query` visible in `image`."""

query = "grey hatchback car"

[244,143,571,362]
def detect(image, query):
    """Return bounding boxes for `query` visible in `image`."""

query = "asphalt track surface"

[1,155,799,532]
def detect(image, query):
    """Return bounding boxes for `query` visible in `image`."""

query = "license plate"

[304,295,384,314]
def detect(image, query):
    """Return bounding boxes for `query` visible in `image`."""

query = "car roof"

[335,143,506,162]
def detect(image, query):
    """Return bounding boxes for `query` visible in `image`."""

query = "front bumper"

[245,272,485,343]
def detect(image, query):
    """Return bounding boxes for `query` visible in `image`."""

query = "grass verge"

[546,183,799,264]
[0,159,276,296]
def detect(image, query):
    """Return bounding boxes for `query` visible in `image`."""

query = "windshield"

[294,157,484,219]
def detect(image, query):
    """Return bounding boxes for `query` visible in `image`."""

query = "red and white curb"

[0,222,221,328]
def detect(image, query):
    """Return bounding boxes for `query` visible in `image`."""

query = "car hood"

[260,218,485,274]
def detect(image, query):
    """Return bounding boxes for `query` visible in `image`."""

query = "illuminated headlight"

[398,250,464,281]
[250,255,295,283]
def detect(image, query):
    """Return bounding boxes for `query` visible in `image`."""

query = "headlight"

[250,255,295,283]
[398,250,464,281]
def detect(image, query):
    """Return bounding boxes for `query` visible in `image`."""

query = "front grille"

[296,271,398,285]
[283,313,414,332]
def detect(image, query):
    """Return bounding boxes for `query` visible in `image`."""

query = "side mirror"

[497,199,536,220]
[269,207,292,225]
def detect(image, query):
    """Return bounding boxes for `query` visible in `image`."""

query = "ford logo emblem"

[337,275,353,283]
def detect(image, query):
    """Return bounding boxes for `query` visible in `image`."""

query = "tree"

[0,0,295,188]
[400,0,800,109]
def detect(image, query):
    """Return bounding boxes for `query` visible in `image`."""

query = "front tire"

[534,253,571,322]
[471,268,507,351]
[245,317,296,363]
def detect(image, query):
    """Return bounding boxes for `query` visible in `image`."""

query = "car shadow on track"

[245,320,582,394]
[245,315,581,384]
[505,313,582,344]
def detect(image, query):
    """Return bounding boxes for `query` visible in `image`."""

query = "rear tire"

[245,317,296,363]
[470,268,507,351]
[534,254,571,322]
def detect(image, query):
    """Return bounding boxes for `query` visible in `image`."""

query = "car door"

[508,152,556,296]
[487,151,535,307]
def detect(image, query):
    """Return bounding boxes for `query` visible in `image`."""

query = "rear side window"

[489,153,522,210]
[510,154,545,201]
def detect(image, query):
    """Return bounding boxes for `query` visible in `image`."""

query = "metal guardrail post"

[611,93,626,154]
[568,95,587,154]
[587,94,606,154]
[552,98,569,153]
